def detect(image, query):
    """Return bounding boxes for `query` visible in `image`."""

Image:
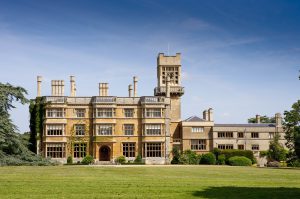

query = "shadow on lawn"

[193,187,300,199]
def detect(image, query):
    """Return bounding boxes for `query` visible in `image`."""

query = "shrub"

[134,154,142,163]
[217,154,226,165]
[267,161,280,167]
[171,147,180,164]
[259,151,268,158]
[212,148,221,159]
[67,156,73,164]
[179,150,200,164]
[200,153,216,165]
[116,156,126,164]
[228,156,252,166]
[81,155,94,165]
[288,159,300,167]
[221,150,256,164]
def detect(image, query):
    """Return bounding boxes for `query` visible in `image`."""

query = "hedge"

[200,153,216,165]
[228,156,252,166]
[220,149,256,164]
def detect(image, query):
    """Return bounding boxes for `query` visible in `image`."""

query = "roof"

[214,123,276,127]
[183,116,206,122]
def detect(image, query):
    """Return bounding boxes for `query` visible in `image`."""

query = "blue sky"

[0,0,299,133]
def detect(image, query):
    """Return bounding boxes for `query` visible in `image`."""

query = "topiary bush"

[221,150,256,164]
[200,152,216,165]
[81,155,94,165]
[217,154,226,165]
[228,156,252,166]
[116,156,126,164]
[171,147,180,164]
[67,156,73,164]
[134,154,142,163]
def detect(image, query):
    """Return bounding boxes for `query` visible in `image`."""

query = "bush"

[179,150,200,164]
[171,147,180,164]
[217,154,226,165]
[134,154,142,163]
[212,148,221,159]
[200,153,216,165]
[228,156,252,166]
[221,150,256,164]
[288,159,300,167]
[116,156,126,164]
[81,155,94,165]
[267,161,280,167]
[67,156,73,164]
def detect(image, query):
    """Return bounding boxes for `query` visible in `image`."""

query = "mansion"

[33,53,285,164]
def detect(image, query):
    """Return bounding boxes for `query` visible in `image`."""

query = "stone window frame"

[122,142,136,157]
[251,132,259,138]
[123,124,134,136]
[47,108,64,118]
[46,124,64,136]
[145,108,162,118]
[217,132,233,138]
[73,143,87,158]
[144,143,163,157]
[191,127,204,133]
[75,124,85,136]
[238,144,245,150]
[252,144,259,151]
[237,132,244,138]
[145,124,162,135]
[46,143,65,158]
[75,108,85,118]
[217,144,234,150]
[96,108,115,118]
[124,108,134,118]
[191,139,206,150]
[97,124,114,135]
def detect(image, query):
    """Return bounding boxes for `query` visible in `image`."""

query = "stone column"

[128,84,133,97]
[37,76,42,97]
[133,76,138,97]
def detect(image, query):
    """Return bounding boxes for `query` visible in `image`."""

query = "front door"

[99,146,110,161]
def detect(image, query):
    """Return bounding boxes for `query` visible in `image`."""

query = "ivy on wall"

[29,97,45,153]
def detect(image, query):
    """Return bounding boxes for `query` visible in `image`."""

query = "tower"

[154,53,184,144]
[154,53,184,121]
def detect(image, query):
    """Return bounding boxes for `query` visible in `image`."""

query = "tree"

[284,100,300,161]
[268,133,286,161]
[0,83,52,165]
[248,115,276,123]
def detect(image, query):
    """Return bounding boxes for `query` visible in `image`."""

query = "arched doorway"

[99,146,110,161]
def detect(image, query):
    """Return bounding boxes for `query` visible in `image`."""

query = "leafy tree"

[268,133,286,161]
[171,146,180,164]
[179,150,200,164]
[248,115,276,123]
[284,100,300,161]
[0,83,52,165]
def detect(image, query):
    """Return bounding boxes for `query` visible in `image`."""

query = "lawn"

[0,165,300,199]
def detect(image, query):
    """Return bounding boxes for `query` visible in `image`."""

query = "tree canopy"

[284,100,300,161]
[248,115,276,123]
[0,83,52,165]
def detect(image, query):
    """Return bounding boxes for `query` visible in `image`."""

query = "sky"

[0,0,299,133]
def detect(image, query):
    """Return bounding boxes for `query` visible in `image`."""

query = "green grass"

[0,165,300,199]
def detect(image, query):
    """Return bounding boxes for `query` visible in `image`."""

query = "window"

[269,132,275,139]
[97,108,114,118]
[218,132,233,138]
[75,124,85,136]
[75,109,85,118]
[144,143,162,157]
[191,139,206,150]
[218,144,233,150]
[123,143,135,157]
[251,132,259,138]
[145,108,161,118]
[192,127,204,133]
[145,124,161,135]
[124,124,134,135]
[252,144,259,151]
[124,109,134,118]
[46,143,65,158]
[238,145,245,150]
[238,132,244,138]
[47,108,64,118]
[47,125,63,136]
[97,124,113,135]
[73,143,87,158]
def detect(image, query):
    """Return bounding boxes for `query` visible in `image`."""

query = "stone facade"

[33,53,285,164]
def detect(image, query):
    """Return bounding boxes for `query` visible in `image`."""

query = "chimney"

[104,83,109,96]
[256,115,261,123]
[166,75,170,97]
[203,110,208,121]
[70,76,76,97]
[133,76,138,97]
[128,84,133,97]
[275,113,282,128]
[208,108,214,121]
[99,83,108,96]
[37,76,42,97]
[51,80,65,96]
